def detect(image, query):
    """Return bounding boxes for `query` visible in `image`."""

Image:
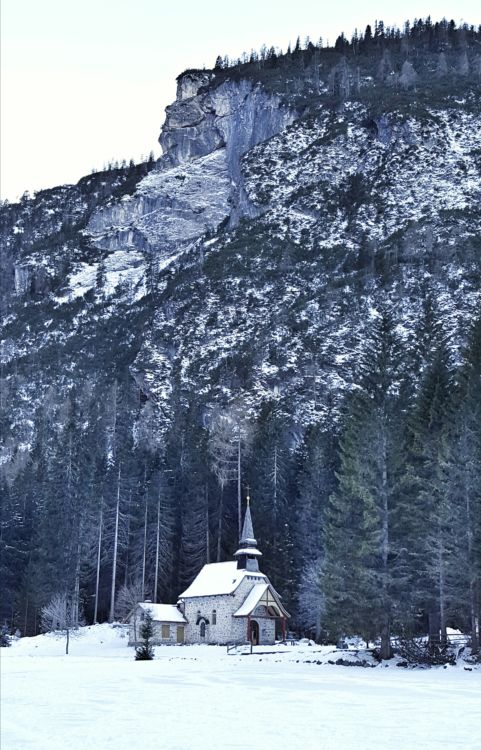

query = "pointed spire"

[240,503,256,547]
[235,492,262,571]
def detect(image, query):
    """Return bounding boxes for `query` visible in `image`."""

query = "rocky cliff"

[87,76,296,256]
[2,31,481,471]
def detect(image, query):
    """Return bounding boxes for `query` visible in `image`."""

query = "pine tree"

[322,306,406,656]
[294,418,338,634]
[135,609,154,660]
[447,317,481,652]
[407,337,453,647]
[249,402,295,609]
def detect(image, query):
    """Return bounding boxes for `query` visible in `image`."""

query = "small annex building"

[128,501,289,646]
[128,603,187,646]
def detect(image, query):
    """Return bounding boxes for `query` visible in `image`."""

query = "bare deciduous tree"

[115,581,143,644]
[41,593,77,654]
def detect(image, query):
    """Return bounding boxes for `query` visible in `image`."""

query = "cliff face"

[130,101,481,423]
[87,76,297,254]
[1,57,481,474]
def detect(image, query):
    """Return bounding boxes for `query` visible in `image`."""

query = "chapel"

[129,498,289,646]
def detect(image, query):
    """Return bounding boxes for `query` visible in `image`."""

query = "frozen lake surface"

[2,624,480,750]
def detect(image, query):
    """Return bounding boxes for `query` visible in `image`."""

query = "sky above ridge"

[1,0,480,201]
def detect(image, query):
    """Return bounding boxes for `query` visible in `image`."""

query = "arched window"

[200,621,206,638]
[212,609,217,625]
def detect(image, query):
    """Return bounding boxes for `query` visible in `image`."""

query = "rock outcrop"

[87,76,297,253]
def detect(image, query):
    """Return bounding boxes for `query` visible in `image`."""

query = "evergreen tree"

[294,418,338,634]
[407,336,453,647]
[446,317,481,651]
[249,402,295,608]
[135,609,155,660]
[322,306,406,656]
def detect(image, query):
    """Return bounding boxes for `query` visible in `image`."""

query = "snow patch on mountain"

[57,250,147,303]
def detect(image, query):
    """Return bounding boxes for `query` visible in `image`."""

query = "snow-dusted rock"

[87,79,297,252]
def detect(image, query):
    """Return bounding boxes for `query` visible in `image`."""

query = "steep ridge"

[87,76,296,254]
[2,49,481,461]
[130,102,481,427]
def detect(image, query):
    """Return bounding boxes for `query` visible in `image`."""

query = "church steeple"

[234,491,262,571]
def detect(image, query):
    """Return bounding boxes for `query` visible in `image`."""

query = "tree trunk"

[153,490,161,603]
[438,537,447,647]
[237,435,242,539]
[380,618,392,660]
[93,501,103,624]
[217,488,224,563]
[72,538,81,627]
[109,465,121,623]
[23,593,28,637]
[462,454,479,654]
[205,484,210,564]
[123,490,132,587]
[273,444,278,514]
[470,597,479,655]
[379,422,391,659]
[141,493,148,600]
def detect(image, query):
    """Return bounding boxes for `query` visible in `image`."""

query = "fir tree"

[322,306,406,656]
[135,609,155,660]
[407,337,453,647]
[447,317,481,652]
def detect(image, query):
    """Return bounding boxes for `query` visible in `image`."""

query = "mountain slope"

[1,20,481,636]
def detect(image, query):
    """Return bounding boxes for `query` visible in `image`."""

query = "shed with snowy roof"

[128,602,187,646]
[177,499,289,645]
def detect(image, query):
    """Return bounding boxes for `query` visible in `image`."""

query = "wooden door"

[251,620,260,646]
[176,626,185,643]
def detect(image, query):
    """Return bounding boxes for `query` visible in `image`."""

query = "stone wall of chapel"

[181,574,276,645]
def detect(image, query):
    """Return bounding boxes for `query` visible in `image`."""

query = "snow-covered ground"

[2,624,480,750]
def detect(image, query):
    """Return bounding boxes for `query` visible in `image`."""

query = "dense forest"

[2,296,480,657]
[1,18,480,659]
[207,16,481,112]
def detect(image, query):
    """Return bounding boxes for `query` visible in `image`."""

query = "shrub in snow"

[135,610,154,661]
[0,626,11,647]
[396,636,456,666]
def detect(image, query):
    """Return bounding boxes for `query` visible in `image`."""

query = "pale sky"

[1,1,480,201]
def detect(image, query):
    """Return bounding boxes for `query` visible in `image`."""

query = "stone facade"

[179,574,276,646]
[128,603,186,646]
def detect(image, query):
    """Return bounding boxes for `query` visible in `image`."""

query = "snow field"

[2,625,480,750]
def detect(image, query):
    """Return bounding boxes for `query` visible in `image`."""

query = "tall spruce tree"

[322,306,406,657]
[407,337,453,647]
[295,418,338,636]
[447,317,481,651]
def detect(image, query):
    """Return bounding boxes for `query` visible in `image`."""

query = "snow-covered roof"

[137,603,187,623]
[234,583,290,618]
[178,561,267,598]
[234,547,262,557]
[234,584,269,616]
